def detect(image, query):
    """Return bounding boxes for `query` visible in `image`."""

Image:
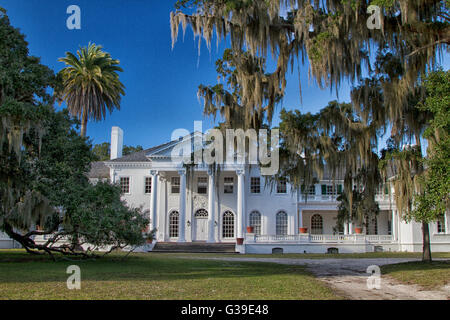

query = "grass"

[162,251,450,260]
[381,260,450,290]
[0,250,341,300]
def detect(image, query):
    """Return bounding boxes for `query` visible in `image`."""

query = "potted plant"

[355,227,363,234]
[299,227,308,234]
[246,226,254,233]
[236,238,244,245]
[144,228,156,244]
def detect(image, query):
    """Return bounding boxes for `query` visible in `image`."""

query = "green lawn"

[381,260,450,290]
[0,250,340,300]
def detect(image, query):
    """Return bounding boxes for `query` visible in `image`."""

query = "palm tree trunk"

[80,109,88,137]
[422,222,432,262]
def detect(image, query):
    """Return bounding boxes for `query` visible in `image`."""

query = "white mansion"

[1,126,449,253]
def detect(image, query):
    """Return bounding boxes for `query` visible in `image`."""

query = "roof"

[88,161,110,179]
[107,140,174,162]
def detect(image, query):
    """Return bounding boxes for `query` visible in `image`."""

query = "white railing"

[246,234,394,244]
[300,194,392,203]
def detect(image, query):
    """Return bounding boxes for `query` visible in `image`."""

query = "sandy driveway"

[186,257,450,300]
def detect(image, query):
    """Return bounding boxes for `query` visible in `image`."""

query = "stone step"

[152,242,236,253]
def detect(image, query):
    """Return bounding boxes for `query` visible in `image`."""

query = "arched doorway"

[193,209,208,241]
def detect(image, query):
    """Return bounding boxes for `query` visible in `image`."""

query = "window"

[250,177,261,194]
[171,177,180,194]
[222,211,235,238]
[321,184,342,195]
[276,211,288,235]
[145,177,152,194]
[169,211,179,238]
[249,211,262,235]
[276,179,287,194]
[311,214,323,234]
[224,177,234,194]
[197,177,208,194]
[437,218,445,233]
[120,177,130,194]
[302,185,316,195]
[194,209,208,218]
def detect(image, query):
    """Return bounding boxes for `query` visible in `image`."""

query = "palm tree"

[56,43,125,137]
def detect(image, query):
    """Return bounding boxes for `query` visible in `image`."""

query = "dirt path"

[185,257,450,300]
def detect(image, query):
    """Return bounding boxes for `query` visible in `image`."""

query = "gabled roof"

[106,132,202,163]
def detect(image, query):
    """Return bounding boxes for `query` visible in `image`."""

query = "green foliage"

[0,11,148,257]
[414,70,450,224]
[56,43,125,137]
[92,142,144,161]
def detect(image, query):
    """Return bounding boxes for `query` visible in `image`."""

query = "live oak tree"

[0,9,149,258]
[384,69,450,262]
[171,0,449,129]
[56,43,125,137]
[171,1,447,261]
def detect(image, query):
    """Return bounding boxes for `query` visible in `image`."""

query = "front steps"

[152,242,237,253]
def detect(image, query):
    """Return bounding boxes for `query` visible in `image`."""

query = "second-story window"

[321,184,342,195]
[224,177,234,194]
[171,177,180,194]
[197,177,208,194]
[302,185,316,195]
[120,177,130,194]
[276,179,287,194]
[250,177,261,194]
[144,177,152,194]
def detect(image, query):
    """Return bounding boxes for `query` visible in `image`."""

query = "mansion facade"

[1,126,449,253]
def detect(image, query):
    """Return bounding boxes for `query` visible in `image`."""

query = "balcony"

[300,194,392,203]
[245,233,394,244]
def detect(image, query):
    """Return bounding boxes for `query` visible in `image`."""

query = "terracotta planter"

[246,226,254,233]
[355,227,363,234]
[236,238,244,245]
[146,239,153,244]
[299,227,308,234]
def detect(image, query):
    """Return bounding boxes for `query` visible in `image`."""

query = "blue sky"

[2,0,448,149]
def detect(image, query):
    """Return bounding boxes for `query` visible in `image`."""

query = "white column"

[444,212,448,234]
[149,170,159,232]
[236,169,245,239]
[298,208,303,228]
[348,221,353,235]
[392,210,397,240]
[207,170,215,243]
[344,222,348,235]
[178,169,186,242]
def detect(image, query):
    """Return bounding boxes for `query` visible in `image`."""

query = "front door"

[194,209,208,241]
[195,218,208,241]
